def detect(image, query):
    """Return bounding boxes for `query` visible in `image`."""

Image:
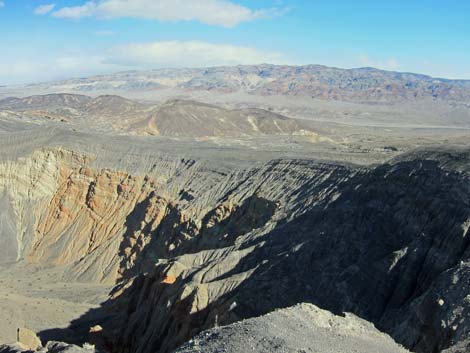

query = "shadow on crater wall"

[40,158,470,353]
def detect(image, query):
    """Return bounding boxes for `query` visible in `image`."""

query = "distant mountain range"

[17,64,470,103]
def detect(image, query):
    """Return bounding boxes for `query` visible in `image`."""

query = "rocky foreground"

[1,304,411,353]
[0,341,94,353]
[175,303,410,353]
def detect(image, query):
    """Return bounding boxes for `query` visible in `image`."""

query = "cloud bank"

[0,53,109,85]
[106,41,284,67]
[0,41,285,84]
[51,0,278,27]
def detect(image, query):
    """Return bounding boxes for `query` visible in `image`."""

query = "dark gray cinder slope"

[174,303,410,353]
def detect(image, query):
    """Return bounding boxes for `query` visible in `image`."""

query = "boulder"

[17,328,42,351]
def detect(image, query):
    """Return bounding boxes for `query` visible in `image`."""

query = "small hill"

[134,99,317,137]
[84,95,144,117]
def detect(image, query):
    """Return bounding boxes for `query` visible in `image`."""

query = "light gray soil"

[0,264,110,345]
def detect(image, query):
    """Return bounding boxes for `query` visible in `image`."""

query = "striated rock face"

[0,149,69,264]
[0,148,334,284]
[0,148,158,278]
[29,159,161,282]
[1,146,470,353]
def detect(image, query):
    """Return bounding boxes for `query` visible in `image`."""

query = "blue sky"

[0,0,469,84]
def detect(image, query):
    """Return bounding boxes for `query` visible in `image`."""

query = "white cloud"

[51,0,279,27]
[105,40,285,68]
[34,4,56,15]
[52,1,96,19]
[358,55,399,71]
[0,1,4,8]
[0,41,286,85]
[0,53,110,85]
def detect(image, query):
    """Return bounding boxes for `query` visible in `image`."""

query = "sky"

[0,0,469,84]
